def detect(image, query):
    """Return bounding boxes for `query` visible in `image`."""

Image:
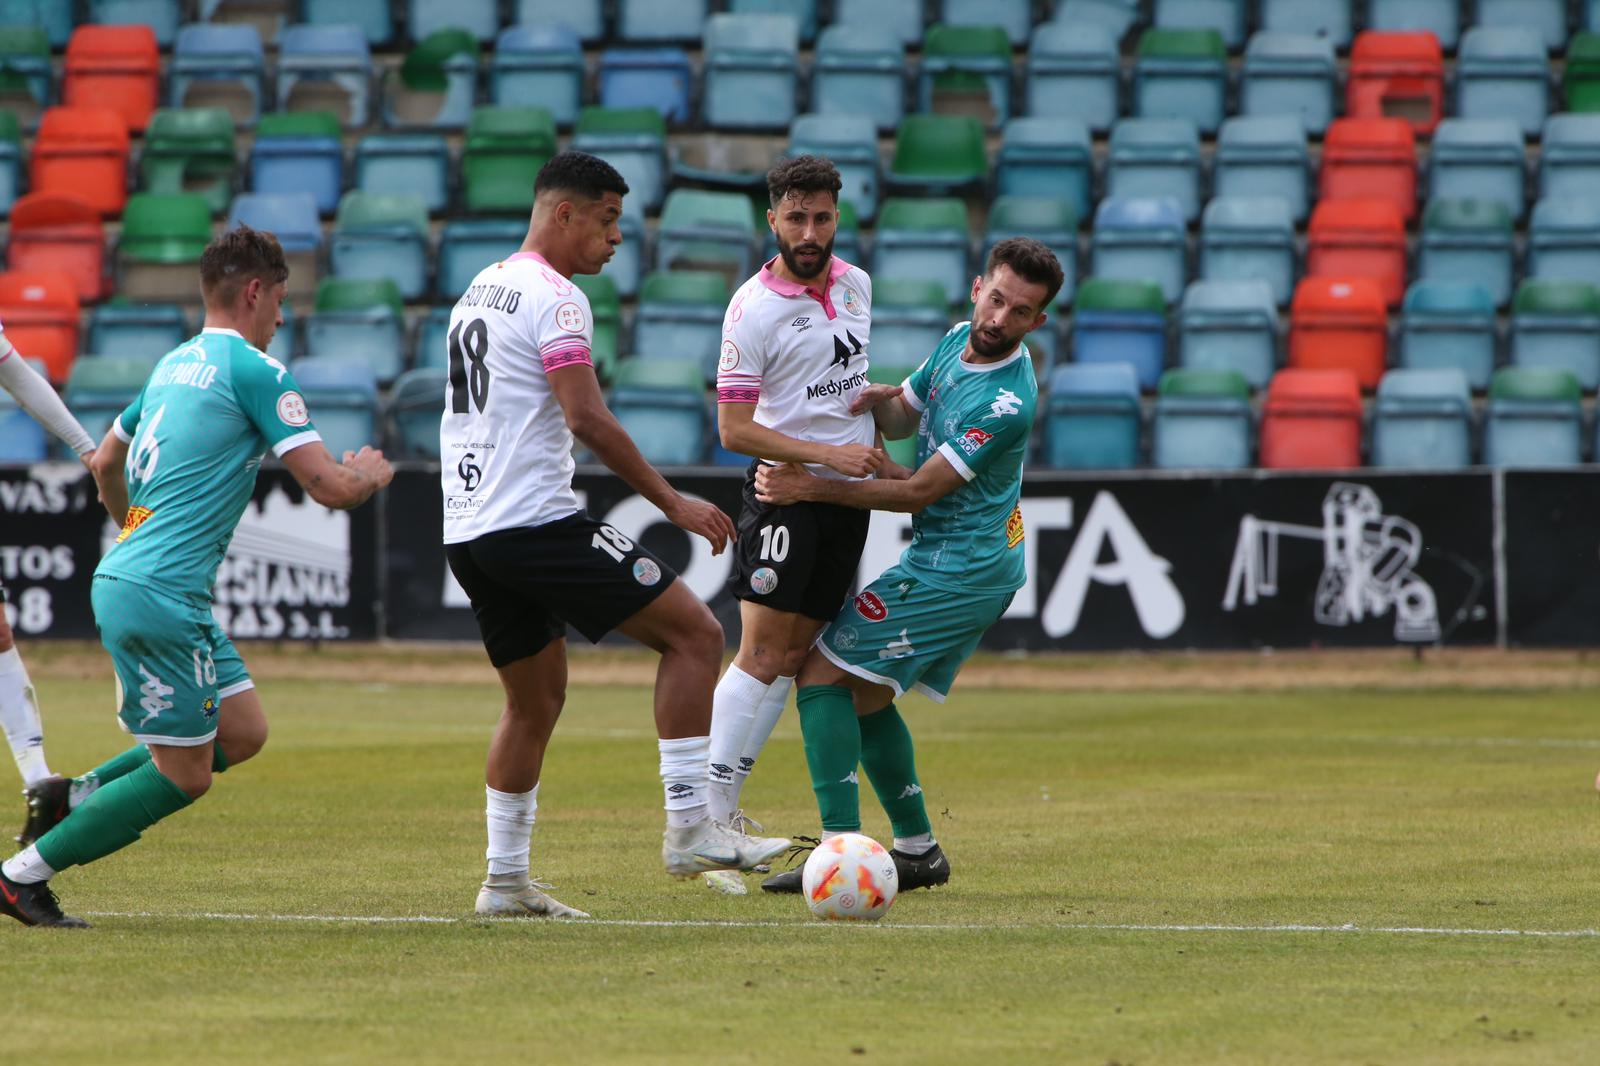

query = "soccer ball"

[801,833,898,921]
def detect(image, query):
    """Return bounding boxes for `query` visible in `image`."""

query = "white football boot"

[475,878,591,919]
[664,818,790,878]
[700,811,771,893]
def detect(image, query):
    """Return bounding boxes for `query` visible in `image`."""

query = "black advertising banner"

[0,465,103,639]
[1503,472,1600,647]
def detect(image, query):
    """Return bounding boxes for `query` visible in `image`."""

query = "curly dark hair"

[201,224,288,304]
[767,154,842,207]
[985,237,1065,310]
[535,150,631,201]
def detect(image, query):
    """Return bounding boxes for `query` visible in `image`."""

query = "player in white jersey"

[439,152,790,919]
[702,156,896,894]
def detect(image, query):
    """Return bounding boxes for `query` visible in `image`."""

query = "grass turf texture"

[8,648,1600,1064]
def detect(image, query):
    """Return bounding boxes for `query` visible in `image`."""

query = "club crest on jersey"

[843,287,861,316]
[276,391,309,427]
[854,591,887,621]
[1005,503,1025,549]
[719,340,741,373]
[832,625,859,651]
[958,427,993,456]
[555,302,587,334]
[750,567,779,595]
[633,559,661,587]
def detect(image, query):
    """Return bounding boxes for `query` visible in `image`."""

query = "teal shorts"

[815,562,1013,703]
[91,575,252,747]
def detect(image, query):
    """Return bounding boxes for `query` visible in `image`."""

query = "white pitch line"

[80,911,1600,938]
[1342,735,1600,751]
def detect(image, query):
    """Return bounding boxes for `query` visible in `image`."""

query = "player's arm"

[281,443,392,510]
[548,362,735,553]
[849,384,920,440]
[0,333,96,462]
[754,452,965,515]
[717,402,882,477]
[89,423,130,526]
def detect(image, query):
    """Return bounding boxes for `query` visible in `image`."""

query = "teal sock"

[35,761,193,872]
[212,744,229,774]
[859,704,932,839]
[797,685,862,834]
[81,744,152,789]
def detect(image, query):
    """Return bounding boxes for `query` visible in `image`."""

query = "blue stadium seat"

[513,0,604,44]
[789,113,879,223]
[1153,0,1247,51]
[303,282,406,386]
[1053,0,1139,42]
[354,133,450,215]
[300,0,393,46]
[268,305,296,364]
[0,116,21,218]
[943,0,1031,47]
[1430,119,1527,222]
[287,356,380,456]
[1026,23,1119,133]
[1398,280,1497,390]
[1540,114,1600,204]
[1091,197,1189,305]
[1484,367,1583,467]
[1372,368,1473,469]
[388,366,445,459]
[617,0,707,43]
[382,29,479,131]
[1152,367,1253,470]
[329,192,431,301]
[1457,27,1549,137]
[1107,118,1203,223]
[1134,28,1228,134]
[437,219,523,300]
[810,25,904,132]
[1258,0,1352,49]
[251,112,345,217]
[408,0,499,43]
[1511,279,1600,391]
[604,213,646,299]
[1042,362,1143,470]
[1240,32,1336,136]
[1369,0,1458,51]
[996,117,1094,222]
[89,0,179,48]
[277,24,373,128]
[610,360,711,465]
[1072,278,1169,390]
[0,0,70,48]
[0,402,46,462]
[599,49,693,125]
[87,303,188,359]
[1178,279,1279,389]
[835,0,923,48]
[873,198,973,308]
[703,14,800,131]
[491,26,583,128]
[731,0,816,44]
[656,189,758,279]
[1478,0,1566,52]
[573,107,668,215]
[1213,115,1311,225]
[412,306,451,371]
[170,24,265,126]
[1200,197,1297,307]
[982,198,1076,361]
[1529,198,1600,290]
[1418,197,1515,307]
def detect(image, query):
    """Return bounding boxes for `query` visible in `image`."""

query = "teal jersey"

[899,323,1038,596]
[96,328,322,604]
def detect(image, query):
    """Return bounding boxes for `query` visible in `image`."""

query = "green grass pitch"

[7,650,1600,1064]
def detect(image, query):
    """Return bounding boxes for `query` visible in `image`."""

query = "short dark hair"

[534,150,630,202]
[767,154,842,207]
[984,237,1065,310]
[201,224,288,304]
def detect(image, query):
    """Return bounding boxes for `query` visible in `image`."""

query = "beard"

[776,232,834,282]
[968,323,1017,358]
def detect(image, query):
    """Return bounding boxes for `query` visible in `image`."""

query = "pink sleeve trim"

[541,346,593,372]
[718,386,760,404]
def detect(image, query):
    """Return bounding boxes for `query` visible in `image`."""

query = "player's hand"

[823,443,883,478]
[878,455,913,481]
[849,383,903,417]
[79,449,96,472]
[667,495,736,555]
[344,446,395,490]
[755,462,814,507]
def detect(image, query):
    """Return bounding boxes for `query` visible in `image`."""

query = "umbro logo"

[666,783,695,795]
[791,316,812,332]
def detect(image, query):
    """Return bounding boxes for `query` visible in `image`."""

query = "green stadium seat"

[306,278,407,384]
[1510,279,1600,391]
[1152,367,1252,470]
[887,114,988,196]
[634,270,730,380]
[118,192,213,302]
[139,108,238,216]
[1417,198,1514,308]
[874,198,972,307]
[0,25,49,129]
[1134,28,1228,134]
[383,27,479,130]
[573,273,621,383]
[1485,366,1583,466]
[330,191,431,301]
[657,189,759,280]
[919,23,1012,127]
[1566,34,1600,113]
[871,278,953,368]
[573,106,669,214]
[462,107,557,216]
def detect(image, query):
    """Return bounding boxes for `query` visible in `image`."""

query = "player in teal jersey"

[0,226,393,928]
[750,238,1063,895]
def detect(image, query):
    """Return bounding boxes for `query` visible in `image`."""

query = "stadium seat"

[941,0,1029,46]
[0,395,47,462]
[573,273,621,382]
[413,305,452,370]
[984,197,1078,312]
[139,108,237,216]
[1041,362,1143,470]
[1417,198,1515,308]
[513,0,604,43]
[919,24,1012,128]
[1320,118,1418,223]
[437,219,523,300]
[1398,280,1496,389]
[1178,279,1279,389]
[1510,279,1600,391]
[789,113,880,223]
[268,303,296,365]
[1429,119,1527,223]
[1529,198,1600,291]
[62,352,159,456]
[118,194,213,303]
[1456,27,1548,138]
[88,0,179,45]
[1368,0,1458,51]
[1540,114,1600,202]
[1152,367,1252,470]
[603,213,646,300]
[301,0,393,46]
[0,26,50,130]
[6,193,107,303]
[887,115,988,197]
[572,107,668,215]
[0,0,69,48]
[383,28,479,130]
[1566,35,1600,113]
[277,24,373,128]
[1153,0,1246,51]
[1484,366,1583,466]
[1371,368,1473,469]
[1107,117,1203,224]
[462,107,556,216]
[170,24,265,126]
[1477,0,1566,52]
[1213,116,1311,225]
[227,193,322,301]
[610,357,710,465]
[703,14,800,131]
[870,280,953,368]
[1071,277,1168,390]
[330,192,430,301]
[1199,197,1297,307]
[1258,368,1363,469]
[1306,199,1407,307]
[1133,28,1227,134]
[633,271,729,380]
[1239,32,1337,136]
[598,48,694,125]
[304,279,406,385]
[354,134,450,216]
[1026,23,1119,133]
[408,0,498,42]
[31,108,129,220]
[250,111,344,217]
[656,189,758,280]
[1258,0,1352,49]
[86,303,188,359]
[1288,277,1389,389]
[618,0,708,42]
[288,356,381,456]
[835,0,922,47]
[1091,197,1189,306]
[1052,0,1140,43]
[491,26,583,128]
[874,198,972,307]
[64,25,159,133]
[995,117,1093,223]
[732,0,817,44]
[1346,31,1444,135]
[0,113,18,218]
[0,271,80,384]
[388,366,445,460]
[810,25,905,132]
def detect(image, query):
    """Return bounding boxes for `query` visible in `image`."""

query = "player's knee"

[169,767,212,800]
[676,606,725,666]
[506,685,564,722]
[224,720,267,766]
[781,644,812,678]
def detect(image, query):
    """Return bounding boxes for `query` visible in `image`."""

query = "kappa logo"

[136,663,174,727]
[791,316,812,333]
[989,388,1022,419]
[897,784,923,799]
[839,771,859,785]
[854,591,887,621]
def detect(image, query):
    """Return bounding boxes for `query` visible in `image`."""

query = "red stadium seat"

[1289,277,1389,389]
[63,25,161,133]
[1259,368,1364,469]
[0,271,81,385]
[1346,31,1443,136]
[29,107,130,218]
[1306,200,1407,307]
[5,193,106,303]
[1320,117,1417,223]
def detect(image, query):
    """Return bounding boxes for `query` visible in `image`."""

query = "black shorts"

[445,513,677,668]
[730,462,871,622]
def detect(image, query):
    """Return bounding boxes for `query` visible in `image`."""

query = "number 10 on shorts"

[756,524,789,562]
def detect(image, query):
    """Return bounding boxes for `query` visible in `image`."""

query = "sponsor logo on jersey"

[958,426,993,456]
[457,453,482,492]
[116,506,154,544]
[791,316,812,333]
[750,566,779,595]
[1005,502,1025,549]
[719,340,741,373]
[832,625,859,651]
[843,287,861,316]
[632,558,662,587]
[201,696,218,721]
[806,370,868,401]
[555,302,587,334]
[854,591,887,621]
[276,391,309,427]
[990,388,1022,419]
[830,330,865,370]
[878,628,915,660]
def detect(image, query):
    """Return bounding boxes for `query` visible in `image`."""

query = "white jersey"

[716,255,875,479]
[440,251,595,543]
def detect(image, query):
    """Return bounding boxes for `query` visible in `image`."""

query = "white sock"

[730,674,793,812]
[2,844,55,885]
[659,736,710,829]
[0,648,50,787]
[707,665,769,822]
[893,833,935,855]
[485,784,538,884]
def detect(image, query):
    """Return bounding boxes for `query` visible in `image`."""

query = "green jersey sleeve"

[232,347,322,457]
[934,379,1031,482]
[113,390,144,443]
